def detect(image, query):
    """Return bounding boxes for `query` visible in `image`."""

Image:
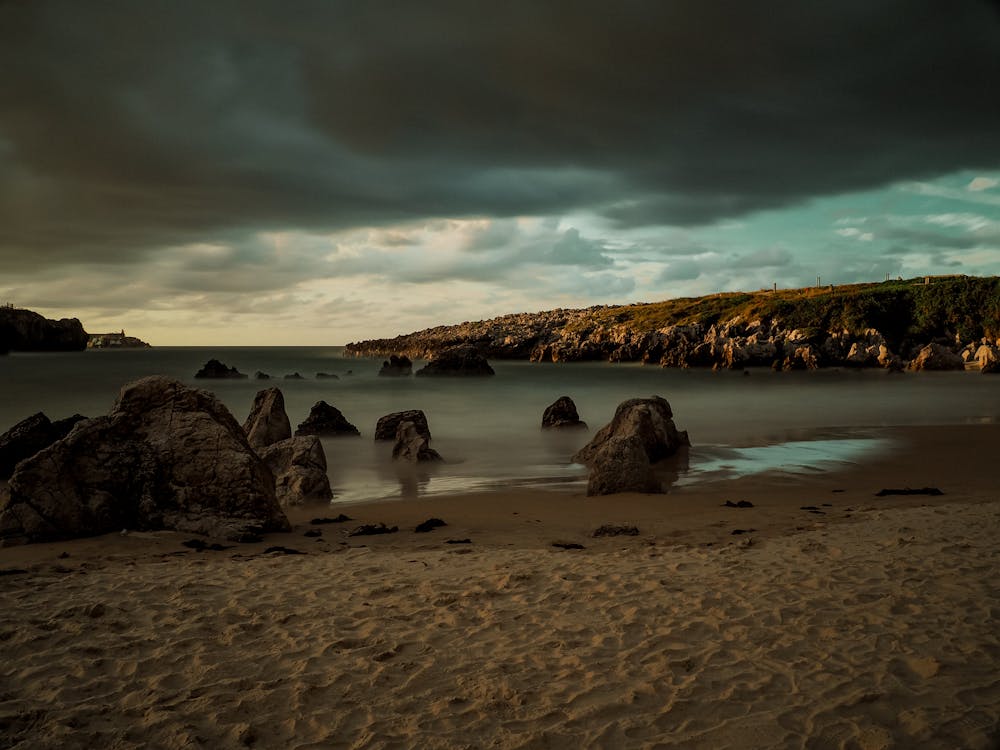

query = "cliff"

[0,307,89,353]
[345,276,1000,370]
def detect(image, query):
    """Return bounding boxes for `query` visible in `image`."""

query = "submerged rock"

[541,396,587,429]
[194,359,247,379]
[374,410,431,441]
[295,401,361,437]
[379,354,413,377]
[0,376,289,544]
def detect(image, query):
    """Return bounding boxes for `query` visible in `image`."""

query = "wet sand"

[1,425,999,749]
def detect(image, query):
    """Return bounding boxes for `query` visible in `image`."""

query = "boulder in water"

[541,396,587,429]
[258,436,332,506]
[374,410,431,441]
[392,421,443,462]
[194,359,247,379]
[379,355,413,377]
[415,347,495,377]
[243,388,292,450]
[295,401,360,437]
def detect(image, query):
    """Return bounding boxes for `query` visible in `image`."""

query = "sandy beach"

[2,424,999,749]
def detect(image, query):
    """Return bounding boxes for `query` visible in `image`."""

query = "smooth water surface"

[2,347,997,503]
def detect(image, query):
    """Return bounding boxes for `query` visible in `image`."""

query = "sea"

[2,347,997,504]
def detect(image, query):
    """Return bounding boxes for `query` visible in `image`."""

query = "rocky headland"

[0,306,88,353]
[86,330,151,348]
[345,275,1000,371]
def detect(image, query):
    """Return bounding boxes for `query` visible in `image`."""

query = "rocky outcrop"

[378,355,413,377]
[194,359,247,379]
[243,388,292,450]
[573,397,689,495]
[254,371,271,380]
[295,401,361,437]
[415,348,495,377]
[316,372,340,380]
[374,410,431,441]
[0,412,87,480]
[258,436,332,506]
[0,307,88,352]
[0,376,289,544]
[392,421,443,462]
[908,343,965,371]
[573,396,689,467]
[541,396,587,429]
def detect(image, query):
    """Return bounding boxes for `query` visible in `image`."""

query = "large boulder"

[258,436,332,506]
[0,376,289,544]
[0,412,86,480]
[243,388,292,450]
[415,348,495,377]
[374,410,431,441]
[194,358,247,379]
[379,354,413,377]
[295,401,361,437]
[541,396,587,429]
[573,396,689,467]
[392,421,443,463]
[585,435,661,496]
[908,343,964,371]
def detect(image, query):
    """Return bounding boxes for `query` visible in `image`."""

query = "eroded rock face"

[0,376,289,544]
[194,359,247,379]
[0,412,87,480]
[295,401,361,437]
[392,421,443,462]
[0,308,88,352]
[908,343,965,371]
[584,435,661,496]
[573,396,689,467]
[243,388,292,450]
[379,355,413,377]
[541,396,587,429]
[258,436,332,506]
[374,410,431,441]
[415,348,495,377]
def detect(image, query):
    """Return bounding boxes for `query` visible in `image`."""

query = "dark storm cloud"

[1,0,999,269]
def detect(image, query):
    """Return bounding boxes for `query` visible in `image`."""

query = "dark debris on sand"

[349,523,398,537]
[592,524,640,537]
[415,518,447,533]
[723,500,755,508]
[310,514,353,525]
[875,487,944,497]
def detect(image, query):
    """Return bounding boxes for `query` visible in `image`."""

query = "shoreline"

[2,423,998,748]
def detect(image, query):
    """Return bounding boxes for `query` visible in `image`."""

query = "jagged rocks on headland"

[295,401,360,437]
[194,359,247,379]
[87,331,150,348]
[343,276,1000,372]
[243,388,292,450]
[0,376,290,545]
[257,436,333,506]
[573,396,690,497]
[908,343,965,371]
[415,348,495,377]
[0,307,88,352]
[541,396,587,429]
[374,410,432,441]
[0,412,87,480]
[379,355,413,377]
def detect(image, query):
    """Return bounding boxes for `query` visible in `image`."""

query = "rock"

[243,388,292,450]
[284,372,304,380]
[379,355,413,377]
[86,332,150,349]
[908,343,964,371]
[415,347,495,377]
[316,372,340,380]
[414,517,447,533]
[975,344,999,373]
[295,401,360,437]
[309,514,352,524]
[592,524,640,537]
[541,396,587,429]
[782,345,820,371]
[584,435,662,496]
[0,376,289,544]
[0,307,88,352]
[349,523,398,537]
[257,436,332,507]
[254,371,271,380]
[374,410,432,441]
[194,359,247,379]
[573,396,689,466]
[392,421,443,462]
[0,412,86,480]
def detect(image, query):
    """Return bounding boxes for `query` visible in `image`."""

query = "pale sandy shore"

[2,425,999,749]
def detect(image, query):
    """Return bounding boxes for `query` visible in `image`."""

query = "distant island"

[0,305,149,353]
[345,275,1000,371]
[87,330,151,349]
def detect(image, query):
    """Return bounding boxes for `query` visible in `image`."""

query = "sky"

[1,1,999,345]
